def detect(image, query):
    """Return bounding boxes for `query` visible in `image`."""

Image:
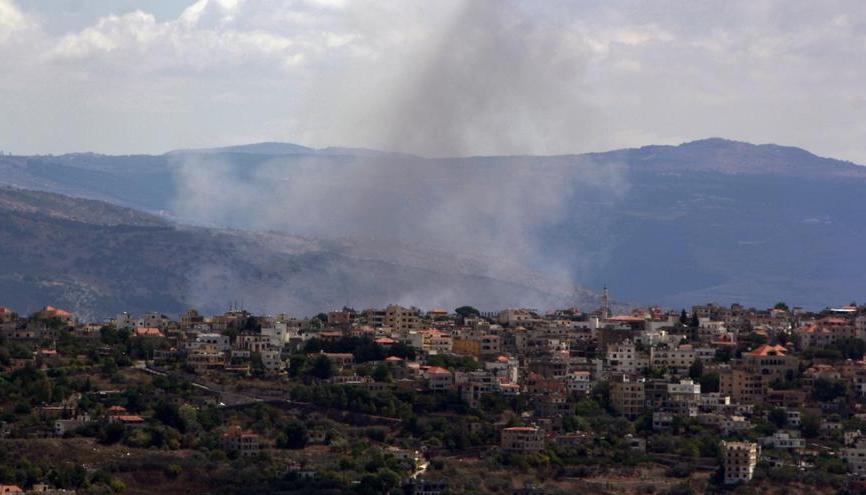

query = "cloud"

[0,0,865,162]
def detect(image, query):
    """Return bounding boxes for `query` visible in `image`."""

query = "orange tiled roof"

[115,415,145,423]
[42,305,72,317]
[133,327,164,337]
[746,344,787,357]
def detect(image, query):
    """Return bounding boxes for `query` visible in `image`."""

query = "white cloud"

[0,0,864,162]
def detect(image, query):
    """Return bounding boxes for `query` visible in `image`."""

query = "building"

[132,326,165,338]
[722,441,759,484]
[35,305,74,325]
[719,367,765,404]
[308,352,354,370]
[759,431,804,450]
[843,439,866,474]
[501,426,544,452]
[610,375,645,419]
[565,370,592,394]
[606,340,647,375]
[650,345,696,374]
[221,425,262,457]
[188,333,230,352]
[425,366,454,391]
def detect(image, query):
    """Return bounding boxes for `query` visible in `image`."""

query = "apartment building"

[501,426,544,452]
[610,374,646,419]
[722,441,759,484]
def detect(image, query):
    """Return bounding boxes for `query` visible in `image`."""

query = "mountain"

[0,187,587,319]
[168,142,314,156]
[1,138,864,310]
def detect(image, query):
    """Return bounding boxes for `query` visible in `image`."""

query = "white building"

[606,340,647,374]
[759,431,805,450]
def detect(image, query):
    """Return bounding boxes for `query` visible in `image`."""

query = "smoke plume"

[170,0,628,314]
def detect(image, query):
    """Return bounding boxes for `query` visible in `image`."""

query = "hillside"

[0,187,584,319]
[1,138,865,309]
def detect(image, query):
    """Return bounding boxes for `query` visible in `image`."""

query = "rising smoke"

[170,0,628,314]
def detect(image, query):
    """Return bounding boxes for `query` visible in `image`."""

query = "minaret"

[601,285,610,320]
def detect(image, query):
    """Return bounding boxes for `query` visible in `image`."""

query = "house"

[54,414,92,435]
[132,327,165,338]
[221,425,262,457]
[653,411,674,431]
[187,344,226,372]
[760,431,805,450]
[188,333,230,352]
[722,441,759,484]
[843,439,866,474]
[36,305,74,324]
[424,366,454,391]
[405,479,448,495]
[109,415,146,426]
[307,352,354,370]
[501,426,544,452]
[0,486,23,494]
[565,371,592,394]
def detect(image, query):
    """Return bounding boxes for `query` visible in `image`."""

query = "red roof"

[115,415,145,423]
[746,344,787,357]
[133,327,164,337]
[41,305,72,318]
[425,366,451,375]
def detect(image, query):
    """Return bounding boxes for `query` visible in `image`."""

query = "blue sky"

[1,0,864,162]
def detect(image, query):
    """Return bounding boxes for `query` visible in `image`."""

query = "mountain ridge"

[1,138,864,311]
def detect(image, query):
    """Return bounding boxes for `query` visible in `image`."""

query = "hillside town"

[2,294,866,494]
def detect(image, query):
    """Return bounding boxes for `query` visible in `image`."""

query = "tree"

[688,360,703,380]
[455,306,480,318]
[278,420,308,449]
[689,314,700,328]
[713,347,733,363]
[679,309,689,326]
[767,407,788,429]
[801,413,821,438]
[309,355,334,380]
[812,377,847,402]
[774,302,789,311]
[372,364,392,383]
[699,371,720,393]
[99,422,126,444]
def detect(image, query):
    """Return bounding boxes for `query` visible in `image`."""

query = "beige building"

[722,441,759,484]
[221,425,262,457]
[610,375,645,419]
[501,426,544,452]
[375,305,422,334]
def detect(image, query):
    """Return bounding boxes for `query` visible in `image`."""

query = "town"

[2,294,866,494]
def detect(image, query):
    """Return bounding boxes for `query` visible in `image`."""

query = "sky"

[1,0,865,162]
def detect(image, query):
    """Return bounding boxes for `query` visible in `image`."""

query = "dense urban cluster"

[2,294,866,494]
